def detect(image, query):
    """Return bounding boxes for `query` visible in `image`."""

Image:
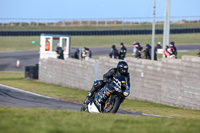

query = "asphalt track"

[0,44,200,71]
[0,84,169,117]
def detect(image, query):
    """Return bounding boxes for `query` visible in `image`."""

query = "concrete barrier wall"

[39,56,200,110]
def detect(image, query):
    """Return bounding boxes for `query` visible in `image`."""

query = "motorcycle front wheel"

[103,96,121,113]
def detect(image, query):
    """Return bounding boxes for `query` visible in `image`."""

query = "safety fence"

[0,27,200,36]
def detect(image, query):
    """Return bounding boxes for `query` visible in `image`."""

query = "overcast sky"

[0,0,199,20]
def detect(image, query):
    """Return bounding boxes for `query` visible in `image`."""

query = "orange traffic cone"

[16,59,20,67]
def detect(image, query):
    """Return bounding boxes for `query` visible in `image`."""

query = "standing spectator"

[169,41,177,58]
[145,44,151,59]
[85,47,92,60]
[109,45,118,59]
[73,48,79,59]
[119,42,127,60]
[81,47,86,60]
[157,42,162,49]
[138,47,146,59]
[133,42,141,58]
[133,42,141,56]
[56,47,64,60]
[154,46,158,61]
[163,45,170,58]
[163,45,175,58]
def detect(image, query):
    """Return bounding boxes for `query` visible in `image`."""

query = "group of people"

[71,41,179,61]
[109,41,178,60]
[71,47,92,60]
[109,41,161,61]
[109,42,127,60]
[132,42,158,60]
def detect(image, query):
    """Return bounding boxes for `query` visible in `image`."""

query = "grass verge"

[0,107,200,133]
[0,71,200,133]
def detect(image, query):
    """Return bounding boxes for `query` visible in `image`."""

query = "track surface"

[0,84,166,117]
[0,44,200,71]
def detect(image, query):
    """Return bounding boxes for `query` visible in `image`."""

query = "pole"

[163,0,170,57]
[151,0,156,60]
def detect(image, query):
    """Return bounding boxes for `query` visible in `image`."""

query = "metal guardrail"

[0,28,200,36]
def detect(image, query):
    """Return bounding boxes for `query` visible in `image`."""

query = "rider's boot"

[84,87,96,104]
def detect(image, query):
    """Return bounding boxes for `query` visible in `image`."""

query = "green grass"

[0,107,200,133]
[0,72,200,133]
[0,33,200,52]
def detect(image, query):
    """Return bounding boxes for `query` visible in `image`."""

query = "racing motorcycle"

[81,76,130,113]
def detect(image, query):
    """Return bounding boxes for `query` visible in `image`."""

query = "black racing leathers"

[103,68,130,88]
[88,68,130,98]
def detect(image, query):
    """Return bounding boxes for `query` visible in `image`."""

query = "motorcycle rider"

[86,61,130,101]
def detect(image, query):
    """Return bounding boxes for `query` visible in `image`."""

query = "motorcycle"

[81,76,130,113]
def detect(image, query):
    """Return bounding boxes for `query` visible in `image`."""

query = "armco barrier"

[39,56,200,110]
[1,28,200,36]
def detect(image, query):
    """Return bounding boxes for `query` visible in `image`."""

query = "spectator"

[138,47,146,59]
[145,44,151,59]
[85,47,92,60]
[133,42,141,58]
[157,42,162,49]
[169,41,177,58]
[163,45,175,58]
[109,45,118,59]
[81,48,86,60]
[56,47,64,60]
[197,49,200,57]
[119,42,127,60]
[133,42,140,56]
[73,48,79,59]
[154,46,158,61]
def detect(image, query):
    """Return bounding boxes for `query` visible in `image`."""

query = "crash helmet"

[117,61,128,75]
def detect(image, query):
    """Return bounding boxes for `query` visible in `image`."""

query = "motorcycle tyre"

[104,96,121,113]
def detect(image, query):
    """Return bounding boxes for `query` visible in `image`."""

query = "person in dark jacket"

[73,48,79,59]
[86,61,130,100]
[56,47,64,60]
[109,45,118,59]
[119,42,127,60]
[145,44,151,59]
[169,41,177,58]
[133,42,142,58]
